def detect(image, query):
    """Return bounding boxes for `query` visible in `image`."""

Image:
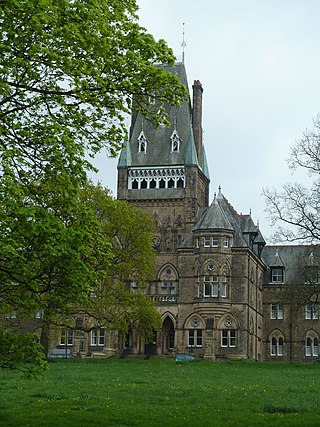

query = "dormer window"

[271,267,284,283]
[138,131,147,153]
[170,130,180,152]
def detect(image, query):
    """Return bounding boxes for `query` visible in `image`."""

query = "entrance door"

[162,317,175,353]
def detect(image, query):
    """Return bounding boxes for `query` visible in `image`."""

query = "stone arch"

[305,329,319,357]
[268,329,285,357]
[201,258,219,274]
[161,313,176,353]
[161,311,177,327]
[157,264,179,280]
[216,313,240,331]
[157,264,179,298]
[184,313,205,330]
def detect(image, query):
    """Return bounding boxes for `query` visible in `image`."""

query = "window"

[305,337,319,356]
[4,311,16,319]
[171,130,180,152]
[60,329,73,346]
[91,329,105,346]
[204,236,211,247]
[270,337,283,356]
[188,329,203,347]
[132,282,139,293]
[270,303,283,319]
[212,275,218,297]
[162,281,175,295]
[221,330,236,347]
[138,131,147,153]
[305,303,319,320]
[223,236,229,248]
[271,267,284,283]
[35,310,43,319]
[212,235,219,247]
[203,276,211,297]
[195,238,199,248]
[221,274,227,298]
[203,275,218,297]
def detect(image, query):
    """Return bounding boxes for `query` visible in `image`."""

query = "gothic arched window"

[170,130,180,152]
[138,131,147,153]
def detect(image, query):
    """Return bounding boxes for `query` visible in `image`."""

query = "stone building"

[115,61,320,362]
[117,62,266,360]
[8,61,319,362]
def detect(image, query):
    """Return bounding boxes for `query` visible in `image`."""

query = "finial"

[181,23,186,63]
[249,208,252,216]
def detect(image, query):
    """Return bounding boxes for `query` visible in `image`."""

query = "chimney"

[192,80,203,167]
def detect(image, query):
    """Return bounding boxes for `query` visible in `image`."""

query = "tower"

[117,62,265,360]
[117,62,210,251]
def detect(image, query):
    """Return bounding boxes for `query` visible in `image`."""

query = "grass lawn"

[0,358,320,426]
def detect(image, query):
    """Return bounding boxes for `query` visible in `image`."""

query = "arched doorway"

[162,317,175,354]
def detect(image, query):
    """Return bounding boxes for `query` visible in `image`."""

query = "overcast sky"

[94,0,320,242]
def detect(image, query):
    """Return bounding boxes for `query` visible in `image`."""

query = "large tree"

[0,0,187,374]
[264,114,320,242]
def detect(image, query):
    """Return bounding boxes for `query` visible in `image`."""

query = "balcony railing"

[149,295,176,303]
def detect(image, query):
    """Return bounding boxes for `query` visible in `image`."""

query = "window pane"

[221,282,227,298]
[230,330,236,347]
[91,329,97,346]
[196,330,203,347]
[271,304,277,319]
[278,337,284,356]
[271,268,283,283]
[306,304,312,319]
[278,304,283,320]
[212,236,219,246]
[204,237,210,247]
[221,330,228,347]
[99,329,105,346]
[204,278,211,297]
[188,330,194,347]
[212,282,218,297]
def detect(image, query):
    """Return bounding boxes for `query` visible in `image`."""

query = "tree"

[1,181,161,372]
[264,114,320,242]
[0,0,186,374]
[57,183,161,345]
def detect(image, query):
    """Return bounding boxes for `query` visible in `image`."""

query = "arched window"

[170,130,180,152]
[159,265,178,299]
[138,131,148,153]
[270,335,284,356]
[305,335,319,356]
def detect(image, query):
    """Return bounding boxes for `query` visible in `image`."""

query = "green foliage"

[0,0,188,164]
[0,328,47,377]
[1,359,320,426]
[0,0,185,373]
[78,183,161,339]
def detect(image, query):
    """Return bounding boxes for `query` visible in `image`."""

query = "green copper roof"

[202,146,210,179]
[117,143,132,168]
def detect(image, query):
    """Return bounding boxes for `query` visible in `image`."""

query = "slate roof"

[262,244,320,284]
[117,62,209,179]
[125,63,192,168]
[193,193,234,232]
[180,188,266,257]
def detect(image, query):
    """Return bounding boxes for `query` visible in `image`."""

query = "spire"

[181,23,186,63]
